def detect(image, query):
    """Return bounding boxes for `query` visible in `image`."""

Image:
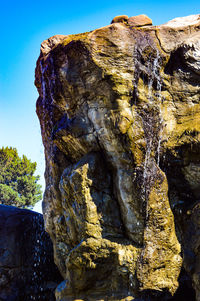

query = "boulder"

[35,14,200,300]
[111,15,129,24]
[0,205,62,301]
[128,14,152,27]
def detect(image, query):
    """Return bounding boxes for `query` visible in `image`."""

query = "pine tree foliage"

[0,147,42,209]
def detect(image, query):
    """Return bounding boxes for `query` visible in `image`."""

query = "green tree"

[0,147,42,209]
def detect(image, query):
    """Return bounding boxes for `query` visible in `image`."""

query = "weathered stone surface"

[128,15,152,27]
[0,205,62,301]
[162,14,200,28]
[35,14,200,300]
[111,14,152,27]
[111,15,129,24]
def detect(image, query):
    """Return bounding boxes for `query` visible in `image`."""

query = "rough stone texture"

[128,15,152,27]
[111,15,129,24]
[111,15,152,27]
[0,204,62,301]
[35,14,200,300]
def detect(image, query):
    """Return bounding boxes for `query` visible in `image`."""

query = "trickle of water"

[40,61,47,102]
[143,139,152,182]
[151,50,163,166]
[147,50,161,103]
[145,49,163,169]
[48,57,56,105]
[129,273,134,290]
[30,214,47,300]
[157,136,162,166]
[134,48,164,214]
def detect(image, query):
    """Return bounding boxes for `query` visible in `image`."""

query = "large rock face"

[35,14,200,300]
[0,205,62,301]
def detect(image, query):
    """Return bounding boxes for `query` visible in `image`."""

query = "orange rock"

[111,15,129,24]
[128,14,152,27]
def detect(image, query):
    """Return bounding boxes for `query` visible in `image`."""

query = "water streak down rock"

[35,14,200,300]
[0,205,62,300]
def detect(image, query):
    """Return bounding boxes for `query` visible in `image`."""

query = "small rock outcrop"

[128,15,152,27]
[111,15,129,24]
[0,205,62,301]
[111,14,152,27]
[35,14,200,300]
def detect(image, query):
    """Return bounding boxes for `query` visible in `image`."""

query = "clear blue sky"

[0,0,199,212]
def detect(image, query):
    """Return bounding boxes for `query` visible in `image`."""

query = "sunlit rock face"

[0,205,62,301]
[35,14,200,300]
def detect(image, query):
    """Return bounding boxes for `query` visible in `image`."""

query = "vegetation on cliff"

[0,147,42,209]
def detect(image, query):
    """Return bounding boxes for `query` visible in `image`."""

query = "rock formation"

[0,205,62,301]
[35,14,200,300]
